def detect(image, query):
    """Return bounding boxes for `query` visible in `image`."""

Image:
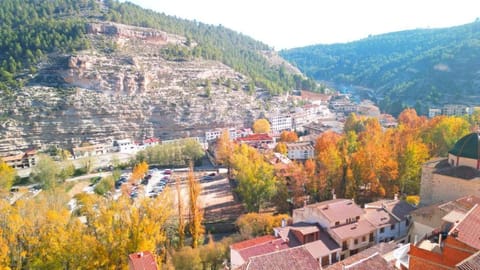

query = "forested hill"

[0,0,317,95]
[280,21,480,115]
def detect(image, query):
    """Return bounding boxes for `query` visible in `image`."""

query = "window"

[335,221,340,226]
[380,228,385,233]
[354,238,358,245]
[342,241,347,251]
[362,236,366,242]
[391,224,395,230]
[356,216,360,221]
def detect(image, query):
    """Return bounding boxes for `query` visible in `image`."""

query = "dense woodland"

[281,21,480,115]
[0,0,318,95]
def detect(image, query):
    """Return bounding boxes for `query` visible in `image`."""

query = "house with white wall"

[364,198,415,244]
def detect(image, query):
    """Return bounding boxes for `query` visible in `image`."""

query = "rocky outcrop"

[0,22,291,154]
[86,22,176,44]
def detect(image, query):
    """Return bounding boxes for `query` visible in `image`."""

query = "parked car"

[164,169,172,175]
[202,175,214,181]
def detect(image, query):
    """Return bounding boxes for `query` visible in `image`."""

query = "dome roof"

[449,132,480,159]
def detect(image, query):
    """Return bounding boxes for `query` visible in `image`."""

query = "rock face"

[0,22,287,153]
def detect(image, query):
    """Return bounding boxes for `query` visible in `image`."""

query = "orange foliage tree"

[279,130,298,143]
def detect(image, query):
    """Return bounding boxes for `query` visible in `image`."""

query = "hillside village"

[2,83,480,269]
[2,1,480,270]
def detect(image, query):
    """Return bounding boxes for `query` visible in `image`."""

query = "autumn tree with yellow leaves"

[0,159,16,192]
[187,165,204,248]
[0,187,174,269]
[252,118,271,134]
[231,143,276,212]
[130,161,149,182]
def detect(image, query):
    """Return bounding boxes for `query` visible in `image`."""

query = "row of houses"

[231,193,480,270]
[230,197,415,269]
[428,104,476,118]
[0,149,37,169]
[72,137,162,158]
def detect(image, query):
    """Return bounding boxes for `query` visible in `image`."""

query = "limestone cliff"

[0,22,288,153]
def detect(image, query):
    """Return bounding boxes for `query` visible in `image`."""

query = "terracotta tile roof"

[236,133,273,142]
[451,205,480,249]
[330,253,394,270]
[330,219,376,240]
[1,153,23,162]
[24,149,37,155]
[326,242,397,270]
[128,251,158,270]
[240,246,320,270]
[230,235,276,250]
[305,199,364,224]
[457,250,480,270]
[143,138,160,144]
[238,238,291,261]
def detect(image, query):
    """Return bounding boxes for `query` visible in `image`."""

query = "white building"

[363,198,415,243]
[113,139,136,153]
[205,127,253,142]
[286,142,315,160]
[269,114,293,133]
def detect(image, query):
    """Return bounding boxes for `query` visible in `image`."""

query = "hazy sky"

[126,0,479,49]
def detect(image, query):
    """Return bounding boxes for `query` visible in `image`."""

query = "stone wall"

[420,158,480,205]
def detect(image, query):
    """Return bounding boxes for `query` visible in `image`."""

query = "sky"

[126,0,480,50]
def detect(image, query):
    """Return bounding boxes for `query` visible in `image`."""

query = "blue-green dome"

[448,133,480,159]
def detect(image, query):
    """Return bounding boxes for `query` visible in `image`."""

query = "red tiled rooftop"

[241,246,321,270]
[236,133,273,142]
[452,204,480,249]
[1,153,23,161]
[128,251,158,270]
[24,149,37,155]
[329,253,394,270]
[230,235,276,250]
[143,138,160,144]
[327,242,397,270]
[238,238,290,261]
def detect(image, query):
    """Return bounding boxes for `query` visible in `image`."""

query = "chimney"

[281,218,286,228]
[332,189,336,199]
[438,232,442,245]
[414,235,418,245]
[138,252,143,258]
[304,199,307,208]
[394,193,398,200]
